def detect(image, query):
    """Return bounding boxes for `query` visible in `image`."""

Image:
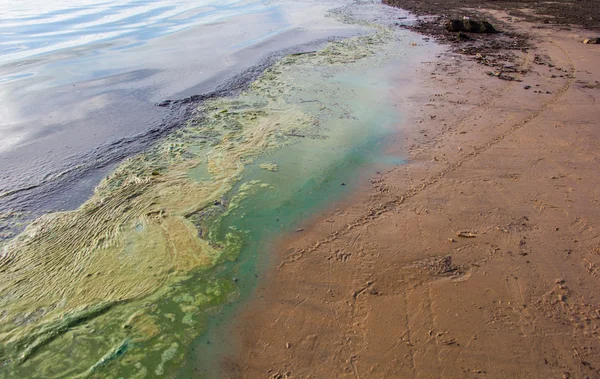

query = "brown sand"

[226,10,600,379]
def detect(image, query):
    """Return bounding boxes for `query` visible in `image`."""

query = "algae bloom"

[0,28,407,377]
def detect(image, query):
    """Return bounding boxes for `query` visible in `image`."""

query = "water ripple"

[0,0,267,63]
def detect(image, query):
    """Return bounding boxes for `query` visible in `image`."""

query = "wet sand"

[228,9,600,378]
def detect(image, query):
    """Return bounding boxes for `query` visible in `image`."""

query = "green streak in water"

[177,61,408,377]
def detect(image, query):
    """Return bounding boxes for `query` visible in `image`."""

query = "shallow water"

[0,1,436,378]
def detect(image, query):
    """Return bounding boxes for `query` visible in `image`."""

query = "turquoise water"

[177,57,414,377]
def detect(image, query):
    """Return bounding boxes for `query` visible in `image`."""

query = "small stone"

[457,231,477,238]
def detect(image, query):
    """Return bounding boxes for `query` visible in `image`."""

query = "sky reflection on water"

[0,0,268,64]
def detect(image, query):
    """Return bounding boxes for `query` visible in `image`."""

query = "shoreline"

[178,26,443,377]
[0,11,439,377]
[227,4,600,378]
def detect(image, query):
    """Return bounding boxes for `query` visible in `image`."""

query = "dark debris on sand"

[385,1,564,80]
[397,14,530,78]
[386,0,600,76]
[384,0,600,31]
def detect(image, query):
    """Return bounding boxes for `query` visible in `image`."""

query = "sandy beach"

[2,1,600,377]
[227,6,600,378]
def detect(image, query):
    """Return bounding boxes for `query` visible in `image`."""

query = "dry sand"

[225,10,600,378]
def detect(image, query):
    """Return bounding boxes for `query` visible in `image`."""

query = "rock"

[583,38,600,44]
[446,18,498,33]
[456,32,471,41]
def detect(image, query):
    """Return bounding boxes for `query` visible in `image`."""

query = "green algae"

[259,162,279,171]
[0,27,417,378]
[81,339,130,377]
[14,302,114,364]
[155,343,179,376]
